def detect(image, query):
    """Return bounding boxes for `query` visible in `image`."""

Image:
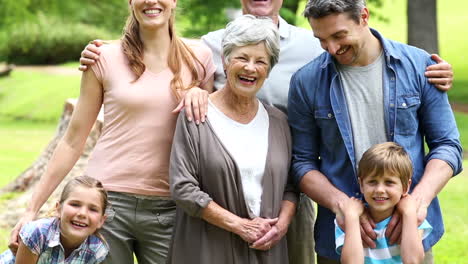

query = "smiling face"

[224,42,270,98]
[309,9,369,66]
[130,0,176,29]
[241,0,283,18]
[57,186,106,250]
[360,173,410,222]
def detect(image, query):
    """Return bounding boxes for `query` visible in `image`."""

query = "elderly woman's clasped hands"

[238,217,280,250]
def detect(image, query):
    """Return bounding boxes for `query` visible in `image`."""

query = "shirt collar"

[47,217,90,253]
[278,16,291,40]
[375,216,392,229]
[47,218,61,248]
[321,28,401,68]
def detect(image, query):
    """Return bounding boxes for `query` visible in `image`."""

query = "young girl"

[1,176,108,263]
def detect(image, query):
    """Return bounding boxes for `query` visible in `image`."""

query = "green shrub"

[0,31,8,62]
[4,14,116,65]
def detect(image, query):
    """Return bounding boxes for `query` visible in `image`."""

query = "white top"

[208,100,269,216]
[202,17,323,113]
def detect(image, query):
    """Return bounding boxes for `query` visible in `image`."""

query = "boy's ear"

[404,178,412,194]
[358,177,364,193]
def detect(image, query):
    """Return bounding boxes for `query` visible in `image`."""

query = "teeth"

[374,197,388,201]
[336,47,348,55]
[144,9,161,14]
[72,221,87,227]
[239,76,255,82]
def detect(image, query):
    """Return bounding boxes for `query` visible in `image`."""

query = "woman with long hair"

[9,0,215,263]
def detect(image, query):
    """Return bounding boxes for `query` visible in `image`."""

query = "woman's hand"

[172,87,209,125]
[236,217,278,244]
[78,39,104,71]
[250,200,296,251]
[8,211,36,255]
[250,222,287,251]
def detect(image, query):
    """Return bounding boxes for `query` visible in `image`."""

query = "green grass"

[432,161,468,263]
[454,112,468,152]
[0,118,56,188]
[59,61,80,68]
[0,70,80,122]
[0,228,9,253]
[448,80,468,104]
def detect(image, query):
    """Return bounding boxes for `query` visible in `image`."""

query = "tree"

[281,0,301,25]
[407,0,438,54]
[178,0,240,37]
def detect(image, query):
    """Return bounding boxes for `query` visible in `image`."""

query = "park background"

[0,0,466,262]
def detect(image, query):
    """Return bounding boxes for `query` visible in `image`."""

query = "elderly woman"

[168,15,297,264]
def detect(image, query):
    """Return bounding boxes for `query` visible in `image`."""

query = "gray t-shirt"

[338,52,388,164]
[201,17,323,113]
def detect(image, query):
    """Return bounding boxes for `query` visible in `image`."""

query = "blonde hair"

[358,142,413,192]
[121,3,206,100]
[58,175,108,244]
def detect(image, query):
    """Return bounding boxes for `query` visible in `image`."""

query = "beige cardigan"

[168,105,298,264]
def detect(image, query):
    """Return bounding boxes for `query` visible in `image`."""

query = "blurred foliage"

[177,0,240,37]
[3,14,114,64]
[0,0,128,34]
[0,0,390,63]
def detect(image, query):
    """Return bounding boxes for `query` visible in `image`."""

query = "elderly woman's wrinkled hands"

[236,217,278,244]
[250,221,288,251]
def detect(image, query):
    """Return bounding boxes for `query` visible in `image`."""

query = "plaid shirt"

[0,217,108,264]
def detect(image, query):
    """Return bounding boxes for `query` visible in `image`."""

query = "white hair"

[222,15,280,72]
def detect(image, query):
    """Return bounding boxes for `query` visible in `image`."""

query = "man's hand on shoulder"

[425,54,453,92]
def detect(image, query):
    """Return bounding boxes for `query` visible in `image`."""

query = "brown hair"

[121,3,206,101]
[59,175,108,244]
[358,142,413,192]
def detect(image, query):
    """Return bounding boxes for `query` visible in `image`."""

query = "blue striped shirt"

[335,217,432,263]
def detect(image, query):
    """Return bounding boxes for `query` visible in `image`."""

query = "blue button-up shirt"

[288,29,462,260]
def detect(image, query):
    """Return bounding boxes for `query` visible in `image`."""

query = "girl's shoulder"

[19,218,59,256]
[21,217,57,233]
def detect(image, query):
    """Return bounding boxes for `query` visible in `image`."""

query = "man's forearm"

[411,159,453,207]
[299,170,349,214]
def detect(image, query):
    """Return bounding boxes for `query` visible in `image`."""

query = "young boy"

[335,142,432,264]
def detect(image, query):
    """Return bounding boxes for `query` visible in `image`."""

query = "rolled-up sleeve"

[288,71,321,186]
[169,112,213,217]
[420,58,463,175]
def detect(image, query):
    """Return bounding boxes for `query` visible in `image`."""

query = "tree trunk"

[0,99,103,228]
[407,0,439,54]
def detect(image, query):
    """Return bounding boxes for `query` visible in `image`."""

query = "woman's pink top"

[87,40,215,196]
